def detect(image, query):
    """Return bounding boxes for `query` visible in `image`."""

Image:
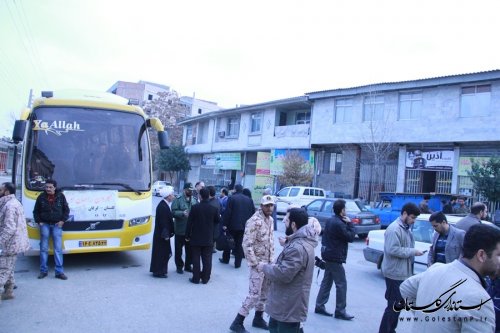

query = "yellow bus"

[11,90,168,254]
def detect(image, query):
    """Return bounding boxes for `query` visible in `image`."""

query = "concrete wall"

[311,82,500,145]
[315,147,358,197]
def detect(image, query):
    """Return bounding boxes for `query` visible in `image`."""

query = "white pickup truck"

[363,214,491,270]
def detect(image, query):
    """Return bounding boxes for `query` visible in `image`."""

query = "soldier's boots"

[229,313,250,333]
[1,283,14,300]
[252,311,269,330]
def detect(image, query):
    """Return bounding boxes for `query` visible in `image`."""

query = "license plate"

[79,240,107,247]
[362,219,373,224]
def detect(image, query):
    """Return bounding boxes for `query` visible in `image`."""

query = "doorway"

[421,171,436,193]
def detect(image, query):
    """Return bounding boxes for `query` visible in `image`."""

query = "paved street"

[0,195,414,333]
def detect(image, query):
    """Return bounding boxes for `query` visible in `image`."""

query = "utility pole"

[27,88,33,107]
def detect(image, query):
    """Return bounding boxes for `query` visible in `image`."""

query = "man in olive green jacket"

[171,183,198,274]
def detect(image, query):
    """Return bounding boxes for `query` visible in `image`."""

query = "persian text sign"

[64,190,117,221]
[215,153,241,170]
[405,150,454,171]
[253,152,274,204]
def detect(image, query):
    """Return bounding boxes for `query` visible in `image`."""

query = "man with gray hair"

[0,182,30,301]
[456,202,488,232]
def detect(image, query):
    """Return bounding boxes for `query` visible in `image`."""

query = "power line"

[16,0,50,87]
[0,49,26,102]
[5,0,46,88]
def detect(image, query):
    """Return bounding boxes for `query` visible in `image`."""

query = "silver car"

[305,198,381,239]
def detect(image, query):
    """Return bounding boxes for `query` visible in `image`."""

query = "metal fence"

[358,163,397,202]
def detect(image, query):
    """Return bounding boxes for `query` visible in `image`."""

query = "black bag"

[216,231,235,251]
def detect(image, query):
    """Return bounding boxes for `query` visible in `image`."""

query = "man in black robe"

[150,186,175,278]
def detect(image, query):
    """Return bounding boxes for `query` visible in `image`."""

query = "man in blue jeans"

[33,179,70,280]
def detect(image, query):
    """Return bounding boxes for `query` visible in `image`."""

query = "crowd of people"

[1,178,500,332]
[379,201,499,333]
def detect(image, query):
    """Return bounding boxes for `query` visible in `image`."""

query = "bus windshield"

[25,106,151,191]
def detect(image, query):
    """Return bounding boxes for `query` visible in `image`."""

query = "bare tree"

[277,150,313,186]
[359,89,397,201]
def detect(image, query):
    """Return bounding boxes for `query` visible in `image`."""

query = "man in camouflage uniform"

[0,182,30,302]
[230,195,275,333]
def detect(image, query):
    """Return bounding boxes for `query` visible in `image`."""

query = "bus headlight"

[129,216,150,227]
[26,218,38,228]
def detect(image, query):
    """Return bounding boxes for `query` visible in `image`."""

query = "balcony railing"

[274,124,310,137]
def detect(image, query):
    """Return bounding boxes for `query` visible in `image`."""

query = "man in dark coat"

[315,199,356,320]
[221,184,255,268]
[207,186,222,253]
[33,179,70,280]
[185,188,220,284]
[149,186,175,278]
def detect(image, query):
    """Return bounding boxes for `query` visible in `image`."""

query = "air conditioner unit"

[218,131,225,138]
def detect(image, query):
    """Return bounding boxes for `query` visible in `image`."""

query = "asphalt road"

[0,195,414,333]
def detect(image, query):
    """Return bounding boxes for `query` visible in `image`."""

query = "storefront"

[404,148,454,193]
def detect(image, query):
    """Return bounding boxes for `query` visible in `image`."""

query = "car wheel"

[357,233,368,239]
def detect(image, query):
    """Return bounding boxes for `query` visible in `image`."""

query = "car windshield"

[412,219,434,243]
[344,200,369,212]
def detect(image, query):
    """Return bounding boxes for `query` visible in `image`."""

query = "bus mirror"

[158,131,169,149]
[12,120,27,143]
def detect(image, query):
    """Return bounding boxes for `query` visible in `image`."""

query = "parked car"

[363,214,492,269]
[152,181,172,196]
[275,186,326,217]
[370,192,457,229]
[305,198,380,239]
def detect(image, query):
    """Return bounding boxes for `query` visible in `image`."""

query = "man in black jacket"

[33,179,70,280]
[221,184,255,268]
[314,199,355,320]
[185,188,220,284]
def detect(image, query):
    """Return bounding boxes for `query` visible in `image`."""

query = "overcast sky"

[1,0,499,137]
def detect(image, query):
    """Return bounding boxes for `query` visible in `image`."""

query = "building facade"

[179,70,500,202]
[178,96,313,200]
[107,80,170,106]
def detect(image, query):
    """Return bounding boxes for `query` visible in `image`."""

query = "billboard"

[201,153,241,170]
[405,149,454,171]
[270,149,314,175]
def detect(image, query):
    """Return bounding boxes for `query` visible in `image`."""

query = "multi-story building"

[179,96,223,117]
[107,80,170,106]
[180,70,500,202]
[178,96,312,199]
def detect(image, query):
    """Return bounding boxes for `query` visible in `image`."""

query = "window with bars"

[460,85,491,117]
[322,152,342,174]
[436,171,452,193]
[399,92,422,120]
